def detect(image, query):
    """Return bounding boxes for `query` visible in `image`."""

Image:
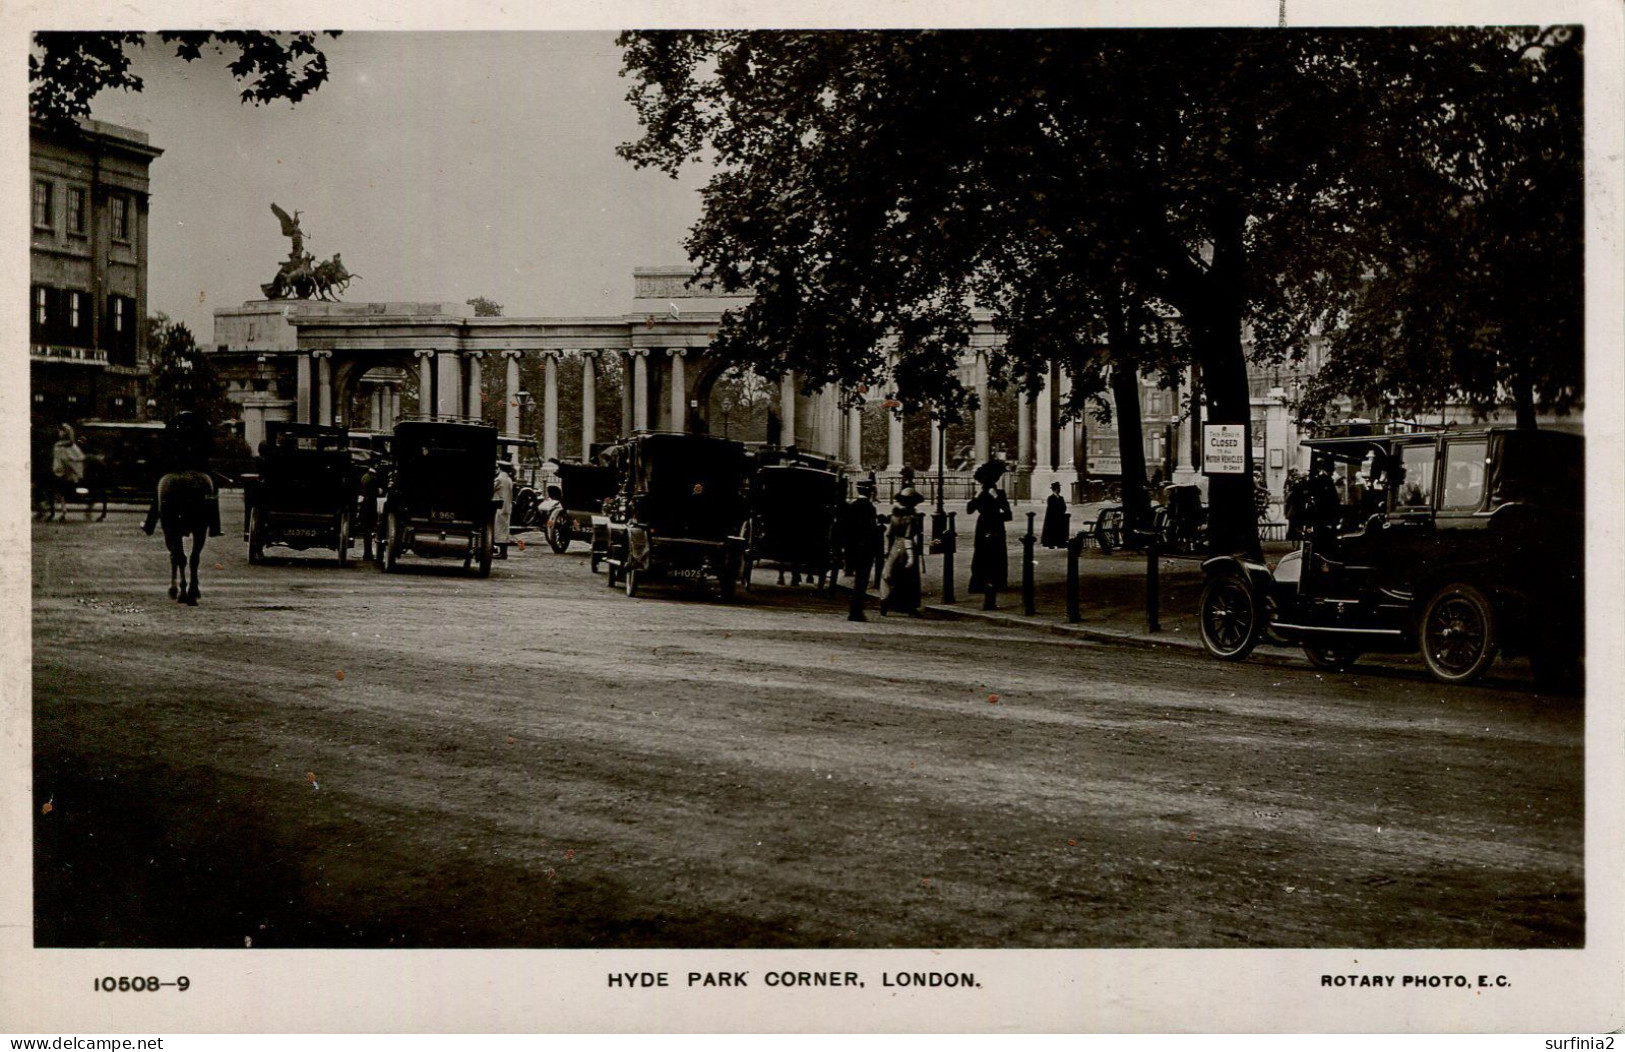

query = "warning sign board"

[1202,424,1247,475]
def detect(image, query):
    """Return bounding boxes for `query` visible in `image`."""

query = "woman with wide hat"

[880,484,926,616]
[967,459,1013,599]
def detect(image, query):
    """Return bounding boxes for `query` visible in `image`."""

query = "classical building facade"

[29,119,163,433]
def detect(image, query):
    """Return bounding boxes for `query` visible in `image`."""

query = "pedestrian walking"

[1040,481,1068,548]
[49,424,85,520]
[880,485,925,616]
[838,479,880,621]
[966,460,1012,596]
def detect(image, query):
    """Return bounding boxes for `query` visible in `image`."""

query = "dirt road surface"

[31,499,1582,948]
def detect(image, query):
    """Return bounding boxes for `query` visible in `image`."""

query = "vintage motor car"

[375,420,501,577]
[542,460,619,558]
[600,432,751,600]
[1197,426,1583,687]
[741,454,845,589]
[245,422,358,566]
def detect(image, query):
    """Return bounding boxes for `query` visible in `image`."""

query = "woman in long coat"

[966,462,1013,594]
[880,486,924,616]
[1040,481,1068,548]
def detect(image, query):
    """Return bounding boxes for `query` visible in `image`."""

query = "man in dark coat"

[839,479,880,621]
[1040,481,1068,548]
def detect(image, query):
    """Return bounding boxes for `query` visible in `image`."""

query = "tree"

[466,296,504,318]
[30,31,339,130]
[149,319,231,424]
[617,29,1577,557]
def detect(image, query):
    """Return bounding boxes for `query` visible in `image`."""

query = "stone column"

[436,351,460,420]
[1034,365,1052,472]
[847,403,863,470]
[1057,366,1076,474]
[464,351,485,423]
[296,353,312,424]
[973,349,990,465]
[668,348,687,433]
[370,386,383,429]
[632,349,650,432]
[780,371,797,448]
[503,351,523,434]
[381,384,395,430]
[1017,391,1033,470]
[619,352,634,437]
[581,351,598,457]
[313,351,333,426]
[543,351,560,461]
[415,350,434,420]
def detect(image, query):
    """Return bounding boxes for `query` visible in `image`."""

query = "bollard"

[1146,537,1161,633]
[1066,532,1082,623]
[942,511,957,604]
[1021,511,1037,616]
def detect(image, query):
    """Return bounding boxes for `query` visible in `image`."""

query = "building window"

[34,286,49,330]
[33,181,53,229]
[68,290,82,331]
[67,187,87,235]
[111,195,129,241]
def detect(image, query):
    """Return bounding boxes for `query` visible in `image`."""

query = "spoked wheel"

[1302,642,1361,672]
[624,565,640,598]
[1199,573,1263,661]
[546,509,570,553]
[247,509,265,565]
[336,512,351,567]
[1420,583,1497,684]
[475,525,493,578]
[381,512,402,573]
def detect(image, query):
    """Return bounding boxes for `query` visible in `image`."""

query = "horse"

[36,455,108,522]
[156,470,214,605]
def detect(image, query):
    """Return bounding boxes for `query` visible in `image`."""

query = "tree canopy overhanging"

[617,27,1582,556]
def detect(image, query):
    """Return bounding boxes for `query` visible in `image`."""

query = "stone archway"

[332,353,414,430]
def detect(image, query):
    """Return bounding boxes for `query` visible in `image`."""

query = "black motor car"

[601,432,750,600]
[245,422,358,566]
[741,459,845,589]
[375,420,500,577]
[1198,426,1583,687]
[542,460,619,557]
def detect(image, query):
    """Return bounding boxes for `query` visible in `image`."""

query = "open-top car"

[245,422,358,566]
[600,432,750,600]
[375,420,501,577]
[1198,426,1583,687]
[741,457,845,589]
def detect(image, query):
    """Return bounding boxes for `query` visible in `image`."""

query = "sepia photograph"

[4,1,1622,1035]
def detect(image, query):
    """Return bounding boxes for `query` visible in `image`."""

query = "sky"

[80,32,710,341]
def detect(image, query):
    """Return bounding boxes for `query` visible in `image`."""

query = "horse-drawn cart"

[375,420,501,577]
[245,422,358,566]
[601,433,750,600]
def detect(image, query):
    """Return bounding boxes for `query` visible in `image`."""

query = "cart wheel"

[247,509,264,565]
[382,512,401,573]
[1302,642,1360,672]
[624,565,639,598]
[337,512,351,567]
[546,509,570,553]
[1199,572,1262,661]
[1420,583,1497,684]
[475,525,493,578]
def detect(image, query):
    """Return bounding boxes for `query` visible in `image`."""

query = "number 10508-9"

[94,976,189,992]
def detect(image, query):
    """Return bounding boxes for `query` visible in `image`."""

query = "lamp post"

[931,410,947,542]
[514,389,533,455]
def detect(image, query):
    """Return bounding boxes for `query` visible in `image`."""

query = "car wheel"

[382,513,401,573]
[1302,642,1360,672]
[546,510,570,553]
[475,525,493,578]
[247,509,264,565]
[1199,573,1262,661]
[337,511,351,567]
[624,565,639,598]
[1420,583,1498,684]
